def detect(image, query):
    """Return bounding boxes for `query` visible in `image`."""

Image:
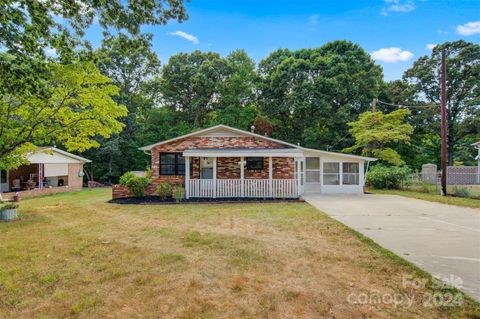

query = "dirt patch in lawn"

[0,188,478,318]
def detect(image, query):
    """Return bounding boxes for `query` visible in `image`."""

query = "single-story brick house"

[0,147,91,200]
[114,125,376,199]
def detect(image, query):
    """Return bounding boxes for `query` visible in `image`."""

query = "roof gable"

[27,147,91,164]
[139,124,376,161]
[138,125,296,150]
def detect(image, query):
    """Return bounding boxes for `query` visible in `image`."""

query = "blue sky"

[87,0,480,81]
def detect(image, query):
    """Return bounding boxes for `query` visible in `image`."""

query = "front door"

[200,157,214,179]
[305,157,321,193]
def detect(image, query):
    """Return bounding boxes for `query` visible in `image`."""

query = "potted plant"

[0,203,18,221]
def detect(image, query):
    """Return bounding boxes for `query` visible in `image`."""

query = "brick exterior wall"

[150,136,292,184]
[68,163,84,188]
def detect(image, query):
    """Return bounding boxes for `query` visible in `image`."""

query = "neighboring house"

[115,125,376,199]
[0,147,91,199]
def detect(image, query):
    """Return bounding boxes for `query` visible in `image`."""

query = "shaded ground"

[0,188,479,318]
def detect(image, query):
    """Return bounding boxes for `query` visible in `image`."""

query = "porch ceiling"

[182,148,304,158]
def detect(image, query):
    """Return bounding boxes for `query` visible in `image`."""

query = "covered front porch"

[181,149,304,199]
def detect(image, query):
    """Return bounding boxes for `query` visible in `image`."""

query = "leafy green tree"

[0,0,187,59]
[0,0,187,173]
[208,50,259,130]
[80,34,161,183]
[0,0,187,99]
[0,60,127,170]
[344,109,414,165]
[404,40,480,165]
[160,51,228,127]
[258,41,383,150]
[379,80,441,169]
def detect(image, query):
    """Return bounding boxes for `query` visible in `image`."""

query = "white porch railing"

[187,179,298,198]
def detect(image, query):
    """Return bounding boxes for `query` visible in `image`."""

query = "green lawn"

[0,188,478,318]
[370,188,480,209]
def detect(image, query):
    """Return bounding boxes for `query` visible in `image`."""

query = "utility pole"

[371,98,377,112]
[440,49,447,196]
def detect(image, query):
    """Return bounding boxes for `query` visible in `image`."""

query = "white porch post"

[213,157,217,198]
[339,161,343,186]
[185,157,190,199]
[319,157,324,188]
[268,157,273,197]
[296,158,302,196]
[240,156,245,197]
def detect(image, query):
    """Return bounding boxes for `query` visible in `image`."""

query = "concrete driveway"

[304,194,480,301]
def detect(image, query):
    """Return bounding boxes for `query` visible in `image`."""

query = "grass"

[369,188,480,209]
[0,188,479,318]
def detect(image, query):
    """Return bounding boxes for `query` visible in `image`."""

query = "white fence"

[187,179,298,198]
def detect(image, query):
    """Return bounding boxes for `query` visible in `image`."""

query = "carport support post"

[38,163,42,189]
[185,157,190,199]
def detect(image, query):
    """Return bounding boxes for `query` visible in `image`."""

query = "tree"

[258,41,383,150]
[0,60,127,170]
[80,34,161,183]
[344,109,414,165]
[0,0,187,59]
[159,51,228,127]
[404,40,480,165]
[0,0,187,171]
[209,50,259,130]
[0,0,187,98]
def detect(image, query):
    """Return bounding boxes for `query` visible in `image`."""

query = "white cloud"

[456,21,480,36]
[437,29,449,35]
[426,44,436,51]
[169,31,199,44]
[371,47,414,63]
[381,0,415,16]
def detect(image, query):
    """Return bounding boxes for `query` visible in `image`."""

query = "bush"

[119,171,151,197]
[366,165,411,189]
[157,182,173,199]
[452,187,471,198]
[418,182,433,193]
[1,203,18,210]
[119,171,136,186]
[173,186,185,203]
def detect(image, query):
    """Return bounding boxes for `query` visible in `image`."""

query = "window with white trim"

[323,162,340,185]
[342,162,359,185]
